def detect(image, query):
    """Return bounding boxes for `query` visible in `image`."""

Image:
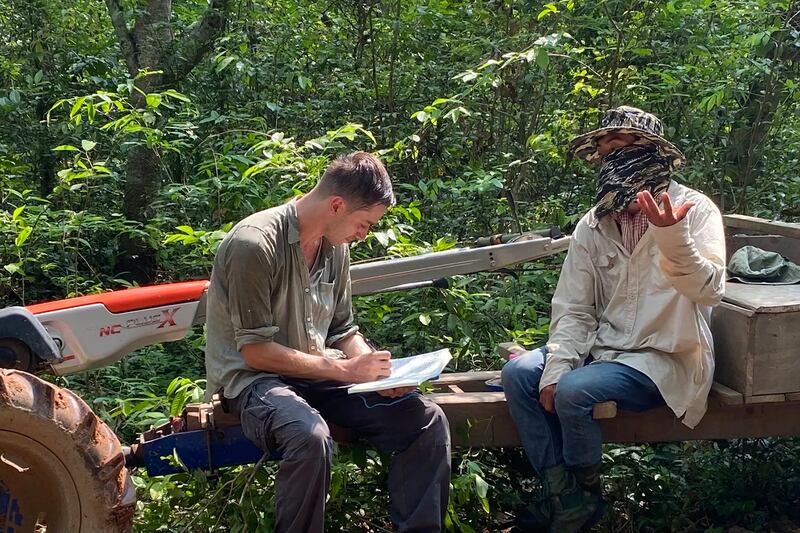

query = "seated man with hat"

[502,106,726,532]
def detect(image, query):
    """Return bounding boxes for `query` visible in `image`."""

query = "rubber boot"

[571,463,603,496]
[513,493,551,532]
[511,464,564,532]
[547,464,606,533]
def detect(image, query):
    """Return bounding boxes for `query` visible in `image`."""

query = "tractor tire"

[0,369,135,532]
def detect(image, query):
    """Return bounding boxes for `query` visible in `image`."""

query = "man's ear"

[329,195,346,215]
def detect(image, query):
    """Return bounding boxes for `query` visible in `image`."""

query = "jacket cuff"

[539,359,572,392]
[650,217,691,254]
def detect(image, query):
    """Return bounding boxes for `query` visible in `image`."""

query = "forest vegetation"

[1,0,799,530]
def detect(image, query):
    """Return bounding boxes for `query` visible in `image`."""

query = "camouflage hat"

[569,106,685,168]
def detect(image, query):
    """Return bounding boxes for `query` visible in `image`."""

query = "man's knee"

[501,354,542,398]
[281,418,333,461]
[553,371,593,416]
[424,401,450,445]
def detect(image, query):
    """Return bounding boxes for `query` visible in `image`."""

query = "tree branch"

[163,0,231,84]
[104,0,139,75]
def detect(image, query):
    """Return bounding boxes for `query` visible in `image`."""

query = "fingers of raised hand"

[660,192,673,214]
[637,191,663,223]
[674,201,695,222]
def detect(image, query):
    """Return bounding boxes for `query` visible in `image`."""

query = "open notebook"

[347,348,452,394]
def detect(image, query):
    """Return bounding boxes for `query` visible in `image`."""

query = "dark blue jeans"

[501,347,665,471]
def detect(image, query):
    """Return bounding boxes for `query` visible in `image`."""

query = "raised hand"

[637,190,694,227]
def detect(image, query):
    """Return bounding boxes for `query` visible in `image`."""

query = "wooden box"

[711,283,800,402]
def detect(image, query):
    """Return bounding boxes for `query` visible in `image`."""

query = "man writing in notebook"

[204,151,451,533]
[502,106,726,532]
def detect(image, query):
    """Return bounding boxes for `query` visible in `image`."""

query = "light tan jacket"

[540,181,726,427]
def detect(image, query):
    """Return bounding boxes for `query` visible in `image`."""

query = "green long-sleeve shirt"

[204,200,358,401]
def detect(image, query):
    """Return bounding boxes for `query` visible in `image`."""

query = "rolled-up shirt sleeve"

[326,246,359,346]
[650,198,726,307]
[223,225,281,351]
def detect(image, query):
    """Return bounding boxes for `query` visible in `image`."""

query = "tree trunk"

[104,0,229,283]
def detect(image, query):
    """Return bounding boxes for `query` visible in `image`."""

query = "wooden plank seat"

[180,370,799,449]
[427,371,800,447]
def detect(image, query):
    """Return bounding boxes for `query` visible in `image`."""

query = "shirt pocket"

[594,250,622,294]
[311,281,336,338]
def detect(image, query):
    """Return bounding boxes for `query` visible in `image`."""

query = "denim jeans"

[501,347,665,471]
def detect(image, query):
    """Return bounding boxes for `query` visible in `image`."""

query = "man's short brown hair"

[317,152,395,209]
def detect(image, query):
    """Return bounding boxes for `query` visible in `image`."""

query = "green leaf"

[537,3,558,20]
[374,231,390,247]
[474,473,489,498]
[166,377,184,396]
[176,225,195,235]
[12,206,25,220]
[162,89,190,102]
[458,71,478,83]
[419,313,431,325]
[15,226,32,248]
[146,93,162,108]
[412,110,429,123]
[53,144,79,152]
[4,263,20,274]
[535,47,550,69]
[70,96,85,118]
[81,139,97,152]
[216,56,236,73]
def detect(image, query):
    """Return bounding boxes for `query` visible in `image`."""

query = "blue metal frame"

[140,426,277,476]
[0,480,23,532]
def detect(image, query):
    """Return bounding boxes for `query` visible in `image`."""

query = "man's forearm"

[241,341,350,381]
[332,332,373,358]
[651,215,725,306]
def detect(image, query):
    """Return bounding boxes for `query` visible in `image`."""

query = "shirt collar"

[287,199,301,244]
[287,198,334,259]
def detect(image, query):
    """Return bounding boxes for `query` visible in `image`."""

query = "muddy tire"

[0,369,135,532]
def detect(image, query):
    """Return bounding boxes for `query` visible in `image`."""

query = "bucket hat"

[569,106,685,168]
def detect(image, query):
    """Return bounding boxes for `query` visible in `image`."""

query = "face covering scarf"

[594,144,673,220]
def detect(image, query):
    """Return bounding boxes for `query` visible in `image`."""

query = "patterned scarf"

[594,145,672,219]
[613,210,650,253]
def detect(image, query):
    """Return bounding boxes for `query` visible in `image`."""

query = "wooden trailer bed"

[429,372,800,447]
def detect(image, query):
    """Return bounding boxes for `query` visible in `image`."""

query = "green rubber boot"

[546,464,606,533]
[514,495,551,532]
[514,464,606,532]
[572,463,603,496]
